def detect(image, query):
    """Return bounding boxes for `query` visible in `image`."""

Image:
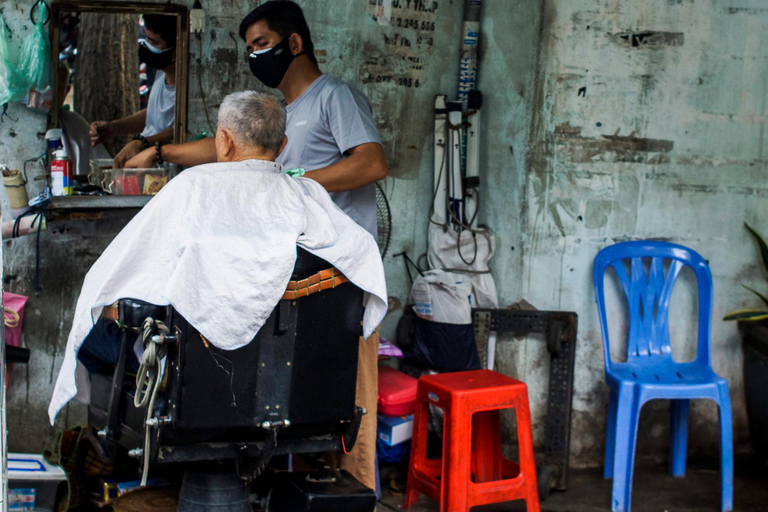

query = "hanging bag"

[405,270,481,371]
[0,12,25,105]
[17,1,52,110]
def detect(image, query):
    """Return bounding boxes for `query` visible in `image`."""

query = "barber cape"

[48,159,387,424]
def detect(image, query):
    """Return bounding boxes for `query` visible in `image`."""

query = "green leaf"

[745,223,768,277]
[742,284,768,309]
[723,309,768,321]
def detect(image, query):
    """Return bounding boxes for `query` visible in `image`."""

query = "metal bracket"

[473,308,578,498]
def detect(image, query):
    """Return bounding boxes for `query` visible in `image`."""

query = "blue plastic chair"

[593,241,733,512]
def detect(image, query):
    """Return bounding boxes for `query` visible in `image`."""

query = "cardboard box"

[377,414,414,447]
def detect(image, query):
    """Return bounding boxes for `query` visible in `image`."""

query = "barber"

[126,0,386,491]
[89,14,178,168]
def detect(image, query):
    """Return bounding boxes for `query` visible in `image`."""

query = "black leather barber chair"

[88,248,376,511]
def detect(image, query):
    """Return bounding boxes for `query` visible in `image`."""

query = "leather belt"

[99,268,349,318]
[101,303,119,321]
[282,268,349,301]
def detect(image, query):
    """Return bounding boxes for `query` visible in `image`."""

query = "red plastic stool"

[403,369,540,512]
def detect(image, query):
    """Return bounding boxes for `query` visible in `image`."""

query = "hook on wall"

[29,1,50,26]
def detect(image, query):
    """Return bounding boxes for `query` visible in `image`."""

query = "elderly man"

[50,92,388,451]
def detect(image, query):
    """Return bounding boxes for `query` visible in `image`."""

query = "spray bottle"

[46,129,72,196]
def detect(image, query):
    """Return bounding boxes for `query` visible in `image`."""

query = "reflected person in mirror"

[88,14,177,168]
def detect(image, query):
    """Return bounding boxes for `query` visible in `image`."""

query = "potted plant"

[724,224,768,462]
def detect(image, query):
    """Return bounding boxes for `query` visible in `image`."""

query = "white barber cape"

[48,159,387,424]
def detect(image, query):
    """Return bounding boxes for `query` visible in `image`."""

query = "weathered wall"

[0,0,763,470]
[521,0,767,466]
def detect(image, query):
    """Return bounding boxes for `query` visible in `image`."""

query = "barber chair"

[88,248,376,511]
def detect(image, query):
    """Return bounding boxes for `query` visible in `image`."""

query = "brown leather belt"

[101,303,119,321]
[282,267,349,301]
[99,268,349,318]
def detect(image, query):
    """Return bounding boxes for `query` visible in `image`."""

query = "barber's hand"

[113,139,146,169]
[89,120,115,146]
[125,147,157,169]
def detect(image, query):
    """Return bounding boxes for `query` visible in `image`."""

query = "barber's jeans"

[339,328,379,491]
[77,318,140,375]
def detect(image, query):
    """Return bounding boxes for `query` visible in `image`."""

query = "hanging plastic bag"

[4,291,28,348]
[409,269,474,324]
[4,291,28,384]
[0,12,25,105]
[405,270,481,372]
[18,1,52,111]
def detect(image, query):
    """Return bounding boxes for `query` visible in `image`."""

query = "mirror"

[47,1,188,183]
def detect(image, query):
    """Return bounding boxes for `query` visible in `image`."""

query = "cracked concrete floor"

[377,457,768,512]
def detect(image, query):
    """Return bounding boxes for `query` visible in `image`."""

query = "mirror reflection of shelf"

[49,195,152,210]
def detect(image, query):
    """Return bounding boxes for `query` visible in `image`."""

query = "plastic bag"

[408,269,474,324]
[407,316,481,372]
[17,1,52,110]
[427,223,499,308]
[4,291,27,348]
[0,12,25,105]
[4,291,28,384]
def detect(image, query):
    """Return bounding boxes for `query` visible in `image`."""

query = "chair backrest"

[593,241,713,372]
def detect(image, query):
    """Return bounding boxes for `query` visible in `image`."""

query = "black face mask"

[138,39,175,70]
[248,37,298,88]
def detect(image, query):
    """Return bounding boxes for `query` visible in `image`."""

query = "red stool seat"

[404,369,540,512]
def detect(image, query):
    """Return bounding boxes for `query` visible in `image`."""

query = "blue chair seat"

[594,241,733,512]
[606,364,724,389]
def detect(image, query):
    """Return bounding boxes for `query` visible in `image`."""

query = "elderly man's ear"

[215,129,237,162]
[277,135,288,158]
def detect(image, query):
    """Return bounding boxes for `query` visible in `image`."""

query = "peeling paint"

[554,122,673,163]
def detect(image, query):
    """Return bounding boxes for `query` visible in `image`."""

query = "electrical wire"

[429,118,493,269]
[11,198,50,295]
[135,317,170,486]
[196,33,215,134]
[23,151,46,183]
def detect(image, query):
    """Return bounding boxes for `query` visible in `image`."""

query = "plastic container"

[377,366,418,416]
[8,453,67,511]
[101,167,171,196]
[88,158,114,188]
[3,169,28,210]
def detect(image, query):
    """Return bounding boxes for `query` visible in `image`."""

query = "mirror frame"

[47,1,190,144]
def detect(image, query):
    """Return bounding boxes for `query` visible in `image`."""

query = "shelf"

[49,195,152,210]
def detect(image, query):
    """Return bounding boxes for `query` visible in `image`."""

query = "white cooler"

[8,454,67,511]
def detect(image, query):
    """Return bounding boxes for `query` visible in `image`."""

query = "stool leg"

[404,400,429,510]
[516,394,541,512]
[441,405,472,512]
[472,410,502,483]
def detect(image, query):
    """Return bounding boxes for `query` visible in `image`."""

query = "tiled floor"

[378,457,768,512]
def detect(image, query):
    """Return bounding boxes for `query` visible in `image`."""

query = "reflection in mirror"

[55,9,179,186]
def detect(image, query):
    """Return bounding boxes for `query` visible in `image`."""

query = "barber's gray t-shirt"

[142,71,176,138]
[276,74,382,238]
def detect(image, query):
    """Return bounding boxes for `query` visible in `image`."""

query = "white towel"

[48,159,387,424]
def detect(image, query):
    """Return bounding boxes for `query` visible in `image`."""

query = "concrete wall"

[521,0,767,465]
[0,0,763,468]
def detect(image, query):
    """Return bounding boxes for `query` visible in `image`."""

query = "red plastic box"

[378,366,418,416]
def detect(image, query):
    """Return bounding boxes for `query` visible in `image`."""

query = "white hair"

[217,91,286,153]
